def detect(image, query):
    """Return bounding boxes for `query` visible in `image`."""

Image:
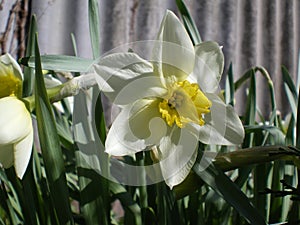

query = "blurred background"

[0,0,299,116]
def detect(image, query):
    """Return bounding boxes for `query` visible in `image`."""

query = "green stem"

[136,151,148,224]
[173,145,300,199]
[22,73,96,112]
[212,145,297,171]
[254,66,278,126]
[234,66,277,124]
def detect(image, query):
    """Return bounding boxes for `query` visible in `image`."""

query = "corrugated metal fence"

[0,0,299,116]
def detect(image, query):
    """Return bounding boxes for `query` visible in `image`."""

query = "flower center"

[0,72,22,98]
[159,80,211,128]
[167,91,184,109]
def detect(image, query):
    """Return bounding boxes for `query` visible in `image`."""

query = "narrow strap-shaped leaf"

[20,55,94,72]
[268,161,285,223]
[244,125,285,145]
[243,69,256,132]
[88,0,101,59]
[23,15,37,97]
[287,79,300,223]
[233,70,256,189]
[110,182,142,225]
[282,65,297,99]
[74,91,109,225]
[296,86,300,149]
[89,1,111,223]
[225,63,235,106]
[192,156,266,225]
[0,170,23,225]
[175,0,202,45]
[282,65,297,124]
[34,35,73,225]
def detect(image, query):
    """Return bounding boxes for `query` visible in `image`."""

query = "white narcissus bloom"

[94,11,244,188]
[0,53,33,178]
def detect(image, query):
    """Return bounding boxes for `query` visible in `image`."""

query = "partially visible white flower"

[0,53,33,178]
[0,96,33,178]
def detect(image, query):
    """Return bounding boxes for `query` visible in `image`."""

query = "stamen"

[159,80,211,128]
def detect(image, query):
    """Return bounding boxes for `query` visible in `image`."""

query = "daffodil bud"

[0,53,23,98]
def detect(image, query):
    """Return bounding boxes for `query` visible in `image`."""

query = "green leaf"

[34,35,73,225]
[297,51,300,92]
[20,55,94,72]
[282,65,297,99]
[282,65,297,119]
[88,0,101,59]
[286,115,296,145]
[175,0,202,45]
[244,125,285,145]
[110,182,142,225]
[193,156,266,225]
[75,165,109,225]
[74,90,109,225]
[243,69,256,131]
[234,68,257,126]
[225,63,235,106]
[56,118,74,149]
[287,52,300,223]
[23,15,37,97]
[0,170,23,225]
[284,84,297,120]
[268,161,285,223]
[253,163,270,221]
[296,76,300,149]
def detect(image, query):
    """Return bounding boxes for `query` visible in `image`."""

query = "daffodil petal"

[196,94,244,145]
[0,97,32,144]
[0,144,14,168]
[129,100,168,145]
[152,10,195,82]
[0,54,23,98]
[158,126,198,189]
[105,99,167,156]
[94,52,154,103]
[44,74,62,88]
[110,74,166,105]
[0,53,23,80]
[190,42,224,93]
[14,128,33,179]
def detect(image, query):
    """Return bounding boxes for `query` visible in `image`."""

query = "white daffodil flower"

[0,53,33,178]
[94,10,244,188]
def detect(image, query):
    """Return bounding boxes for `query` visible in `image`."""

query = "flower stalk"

[174,145,300,199]
[23,73,96,112]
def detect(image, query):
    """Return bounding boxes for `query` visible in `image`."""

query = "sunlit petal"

[94,52,154,103]
[158,127,198,189]
[105,99,167,156]
[196,93,244,145]
[0,53,23,80]
[190,42,224,93]
[108,74,166,105]
[14,128,33,178]
[152,10,195,82]
[0,96,32,144]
